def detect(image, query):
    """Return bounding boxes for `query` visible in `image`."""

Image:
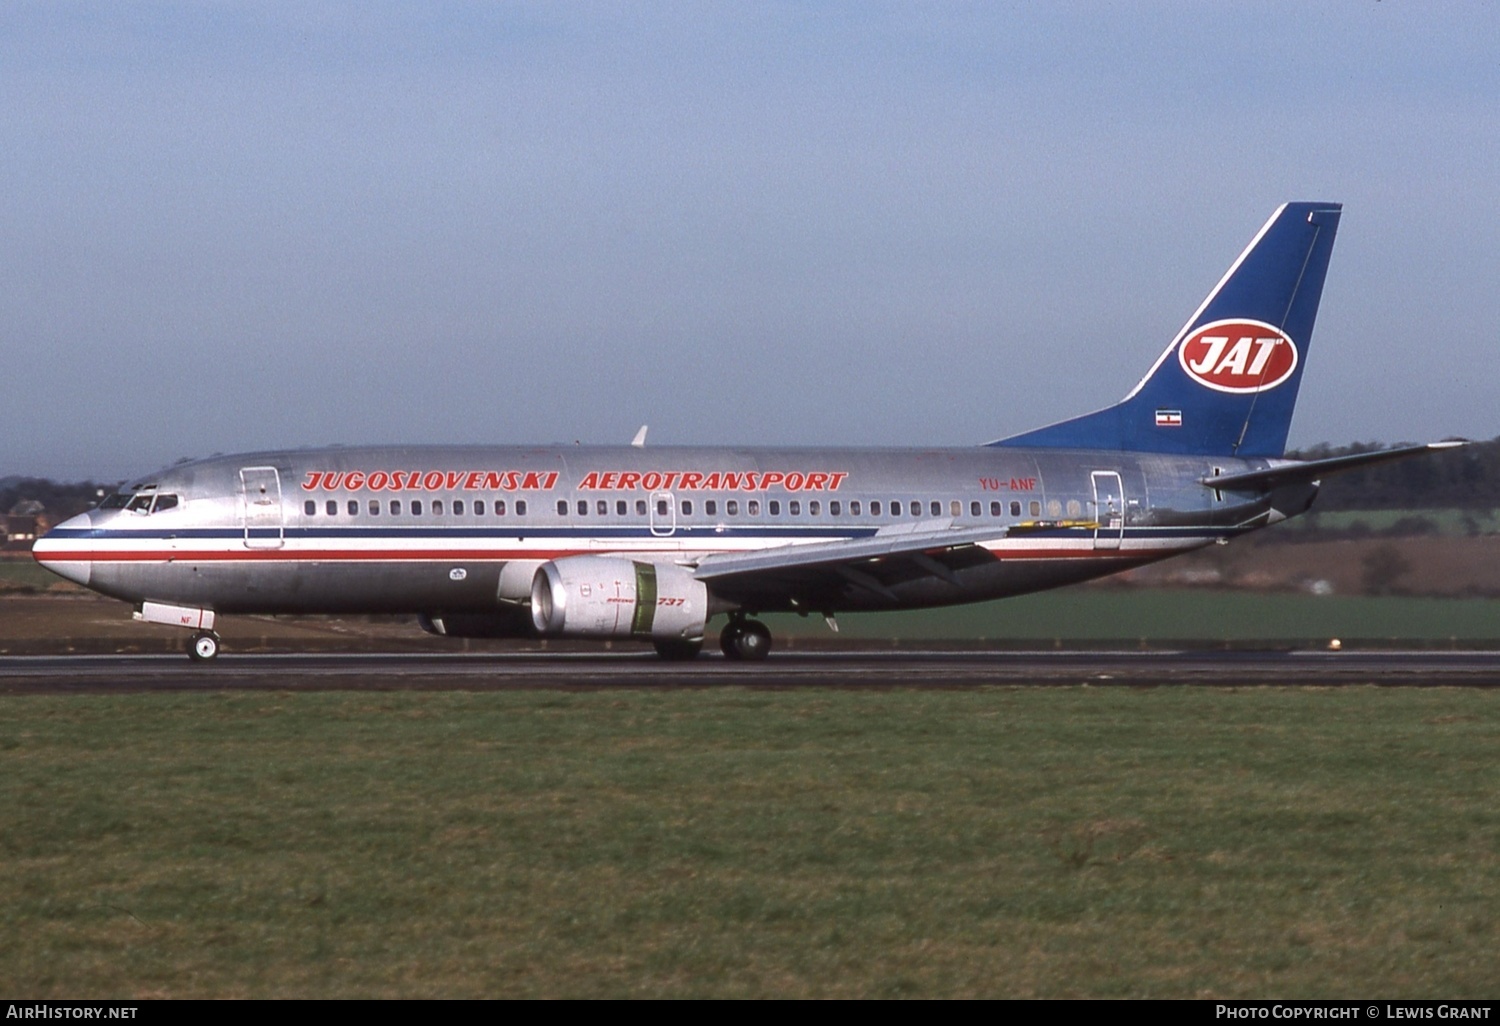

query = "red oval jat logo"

[1177,319,1299,393]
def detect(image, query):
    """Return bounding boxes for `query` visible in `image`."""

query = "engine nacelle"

[531,556,709,641]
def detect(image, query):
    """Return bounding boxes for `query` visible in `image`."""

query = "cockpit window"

[123,493,179,514]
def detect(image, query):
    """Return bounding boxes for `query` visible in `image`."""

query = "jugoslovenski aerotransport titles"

[32,203,1463,661]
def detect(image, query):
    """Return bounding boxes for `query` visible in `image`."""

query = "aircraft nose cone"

[32,513,94,588]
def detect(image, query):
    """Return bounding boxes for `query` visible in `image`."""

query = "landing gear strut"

[720,618,772,661]
[187,631,221,661]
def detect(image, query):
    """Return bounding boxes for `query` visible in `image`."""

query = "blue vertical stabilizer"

[990,202,1342,457]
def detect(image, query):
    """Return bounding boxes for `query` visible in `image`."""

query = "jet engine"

[530,556,709,641]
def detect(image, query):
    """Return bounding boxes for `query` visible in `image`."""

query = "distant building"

[2,500,48,551]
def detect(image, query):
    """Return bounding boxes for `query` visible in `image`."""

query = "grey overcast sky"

[3,2,1497,479]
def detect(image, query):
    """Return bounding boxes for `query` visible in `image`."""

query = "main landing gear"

[651,618,773,661]
[720,617,772,661]
[187,631,221,661]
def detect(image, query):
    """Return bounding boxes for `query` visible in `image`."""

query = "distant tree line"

[0,478,113,521]
[1288,436,1500,511]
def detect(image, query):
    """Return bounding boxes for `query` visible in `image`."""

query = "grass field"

[2,687,1497,998]
[0,558,74,592]
[763,590,1500,644]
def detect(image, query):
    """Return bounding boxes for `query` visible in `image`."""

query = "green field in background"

[9,578,1500,647]
[9,556,1500,645]
[0,559,65,590]
[768,590,1500,644]
[3,687,1496,998]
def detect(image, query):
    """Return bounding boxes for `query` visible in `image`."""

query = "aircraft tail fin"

[990,202,1342,458]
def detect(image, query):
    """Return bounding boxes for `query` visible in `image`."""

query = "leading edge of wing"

[1204,440,1468,492]
[692,520,1006,584]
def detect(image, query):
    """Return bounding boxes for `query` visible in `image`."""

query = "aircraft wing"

[692,520,1005,603]
[1205,441,1468,492]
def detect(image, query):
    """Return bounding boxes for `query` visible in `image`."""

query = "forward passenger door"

[239,467,285,549]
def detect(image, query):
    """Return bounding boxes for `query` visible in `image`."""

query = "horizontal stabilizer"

[1203,441,1468,492]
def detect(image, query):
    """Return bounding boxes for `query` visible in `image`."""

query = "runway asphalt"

[6,649,1500,692]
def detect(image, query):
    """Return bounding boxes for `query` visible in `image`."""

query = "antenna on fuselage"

[631,425,648,448]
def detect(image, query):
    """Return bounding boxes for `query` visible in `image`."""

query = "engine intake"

[531,556,708,641]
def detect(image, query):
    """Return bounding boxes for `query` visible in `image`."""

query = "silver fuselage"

[34,443,1312,618]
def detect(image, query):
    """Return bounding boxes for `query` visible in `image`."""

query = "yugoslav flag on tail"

[992,202,1342,458]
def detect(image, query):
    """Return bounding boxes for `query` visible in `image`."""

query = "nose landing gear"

[134,602,222,662]
[719,618,772,661]
[186,630,220,660]
[187,631,221,661]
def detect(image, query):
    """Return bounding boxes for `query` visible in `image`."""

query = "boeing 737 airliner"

[33,203,1461,660]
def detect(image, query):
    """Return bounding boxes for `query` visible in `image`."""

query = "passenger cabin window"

[1029,500,1041,517]
[515,500,527,516]
[991,501,1002,517]
[829,501,840,515]
[433,500,444,515]
[769,500,781,516]
[911,501,922,516]
[888,501,899,517]
[577,500,588,516]
[494,500,505,516]
[326,500,337,516]
[390,500,401,515]
[369,500,380,516]
[617,500,628,516]
[705,500,717,516]
[305,500,316,516]
[635,500,647,516]
[410,500,422,516]
[348,500,358,515]
[727,500,738,516]
[1011,501,1021,517]
[557,500,568,516]
[971,501,981,517]
[951,501,962,517]
[790,501,801,515]
[656,499,668,516]
[596,500,608,516]
[473,500,484,515]
[681,500,693,516]
[809,501,820,515]
[748,500,760,516]
[869,500,880,515]
[931,501,942,517]
[454,499,464,515]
